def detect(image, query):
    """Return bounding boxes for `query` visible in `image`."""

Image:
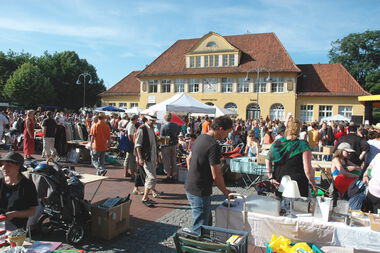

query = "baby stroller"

[31,161,91,244]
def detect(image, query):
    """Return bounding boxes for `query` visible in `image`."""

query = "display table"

[215,197,380,252]
[311,160,332,169]
[67,140,90,163]
[230,157,267,188]
[80,173,108,202]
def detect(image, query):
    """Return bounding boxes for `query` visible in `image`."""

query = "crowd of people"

[0,107,380,235]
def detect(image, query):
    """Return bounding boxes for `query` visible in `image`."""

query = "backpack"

[119,135,133,152]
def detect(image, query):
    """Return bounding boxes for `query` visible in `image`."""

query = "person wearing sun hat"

[331,142,362,196]
[0,152,38,230]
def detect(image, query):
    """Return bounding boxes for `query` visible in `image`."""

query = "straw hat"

[337,142,355,153]
[372,123,380,130]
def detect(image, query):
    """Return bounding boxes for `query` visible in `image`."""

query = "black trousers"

[364,191,380,214]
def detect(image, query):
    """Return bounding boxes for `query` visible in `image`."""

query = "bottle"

[0,215,6,247]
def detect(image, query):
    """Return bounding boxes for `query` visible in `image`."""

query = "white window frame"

[204,56,208,67]
[271,77,285,93]
[237,78,249,93]
[130,103,138,108]
[300,105,313,122]
[189,56,195,68]
[161,80,171,93]
[109,103,116,106]
[338,106,352,118]
[229,54,235,66]
[203,78,217,93]
[225,103,237,113]
[222,55,228,66]
[175,79,184,93]
[319,105,333,120]
[209,55,214,67]
[189,79,200,93]
[270,103,285,121]
[195,56,201,67]
[148,80,158,93]
[247,103,260,120]
[215,55,219,66]
[254,78,267,93]
[221,78,233,93]
[119,103,127,108]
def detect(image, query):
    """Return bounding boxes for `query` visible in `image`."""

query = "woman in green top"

[266,119,316,197]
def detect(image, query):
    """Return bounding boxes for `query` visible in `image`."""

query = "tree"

[3,62,55,107]
[36,51,106,109]
[329,30,380,94]
[0,50,34,100]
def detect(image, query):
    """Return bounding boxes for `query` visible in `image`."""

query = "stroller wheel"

[38,214,53,234]
[66,224,85,244]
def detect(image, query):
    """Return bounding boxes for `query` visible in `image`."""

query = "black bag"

[346,178,366,199]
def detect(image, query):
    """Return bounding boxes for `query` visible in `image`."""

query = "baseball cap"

[337,142,355,153]
[0,151,24,165]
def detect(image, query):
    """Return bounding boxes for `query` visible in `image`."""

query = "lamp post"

[245,68,271,120]
[76,72,92,109]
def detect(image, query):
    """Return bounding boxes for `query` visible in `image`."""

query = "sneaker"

[142,200,155,208]
[96,170,107,176]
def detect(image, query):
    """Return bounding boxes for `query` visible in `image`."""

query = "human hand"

[5,211,17,221]
[269,178,280,188]
[363,176,369,184]
[138,158,144,166]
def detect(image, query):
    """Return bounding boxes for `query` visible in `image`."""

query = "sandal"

[152,191,163,198]
[142,200,155,208]
[132,189,144,195]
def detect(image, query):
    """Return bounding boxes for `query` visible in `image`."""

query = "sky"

[0,0,379,89]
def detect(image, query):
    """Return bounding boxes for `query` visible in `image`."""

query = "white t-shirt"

[365,139,380,164]
[369,153,380,198]
[0,114,9,131]
[126,121,136,137]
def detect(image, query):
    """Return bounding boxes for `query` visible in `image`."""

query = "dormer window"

[206,41,217,48]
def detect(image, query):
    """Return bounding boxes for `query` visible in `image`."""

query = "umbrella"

[320,114,350,123]
[95,106,125,112]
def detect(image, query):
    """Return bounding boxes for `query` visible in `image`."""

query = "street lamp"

[76,72,93,108]
[244,68,271,120]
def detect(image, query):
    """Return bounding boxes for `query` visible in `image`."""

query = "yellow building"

[100,32,369,122]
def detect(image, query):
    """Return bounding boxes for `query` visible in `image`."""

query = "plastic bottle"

[0,215,6,247]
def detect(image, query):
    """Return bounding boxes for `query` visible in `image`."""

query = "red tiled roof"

[297,63,370,96]
[138,33,300,77]
[99,71,141,97]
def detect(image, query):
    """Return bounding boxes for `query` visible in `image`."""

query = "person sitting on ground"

[331,142,361,197]
[0,152,38,230]
[244,130,259,158]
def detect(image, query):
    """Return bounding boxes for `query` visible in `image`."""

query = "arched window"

[270,104,285,121]
[205,102,214,106]
[206,41,217,47]
[224,103,237,113]
[246,103,260,120]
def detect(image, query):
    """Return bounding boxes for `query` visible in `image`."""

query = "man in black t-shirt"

[42,111,57,158]
[184,116,233,234]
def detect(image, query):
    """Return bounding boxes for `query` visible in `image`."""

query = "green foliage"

[4,62,55,107]
[0,50,106,109]
[329,30,380,94]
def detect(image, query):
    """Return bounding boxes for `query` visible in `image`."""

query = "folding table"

[230,157,268,188]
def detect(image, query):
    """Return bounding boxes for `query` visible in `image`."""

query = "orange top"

[90,120,111,152]
[202,121,211,133]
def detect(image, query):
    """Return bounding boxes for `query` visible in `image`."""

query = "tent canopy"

[142,93,216,114]
[192,105,238,117]
[95,105,125,112]
[320,114,351,122]
[122,107,142,115]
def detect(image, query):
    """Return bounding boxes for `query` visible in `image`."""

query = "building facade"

[100,32,369,122]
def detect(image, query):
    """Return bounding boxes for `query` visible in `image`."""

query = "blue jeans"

[186,192,211,234]
[91,150,106,173]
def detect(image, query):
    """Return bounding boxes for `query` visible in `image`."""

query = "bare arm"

[363,165,371,184]
[335,159,359,178]
[265,158,279,187]
[303,150,317,189]
[6,206,36,221]
[210,164,231,196]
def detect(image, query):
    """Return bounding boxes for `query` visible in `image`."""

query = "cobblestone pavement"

[33,186,254,253]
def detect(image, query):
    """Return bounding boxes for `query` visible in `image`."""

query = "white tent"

[320,114,351,123]
[123,107,142,115]
[192,105,238,117]
[141,93,216,114]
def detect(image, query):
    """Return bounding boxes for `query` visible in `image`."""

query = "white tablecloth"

[215,198,380,252]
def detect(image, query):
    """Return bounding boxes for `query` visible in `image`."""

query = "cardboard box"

[323,146,334,155]
[91,199,131,240]
[256,154,266,165]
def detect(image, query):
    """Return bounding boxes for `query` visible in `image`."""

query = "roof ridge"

[272,33,301,72]
[336,63,370,95]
